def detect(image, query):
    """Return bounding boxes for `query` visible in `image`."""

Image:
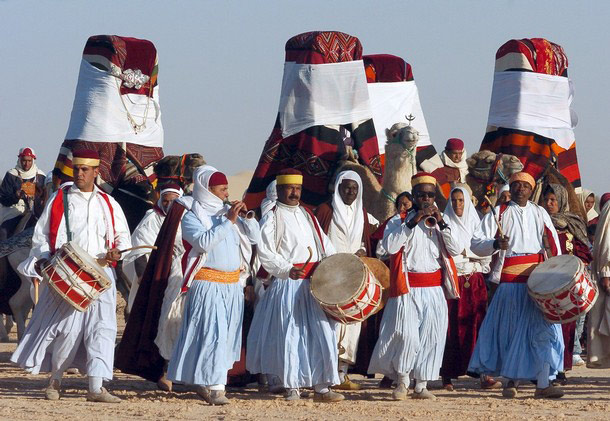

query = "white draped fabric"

[329,171,364,254]
[65,59,163,147]
[367,81,431,153]
[278,61,372,138]
[487,72,577,149]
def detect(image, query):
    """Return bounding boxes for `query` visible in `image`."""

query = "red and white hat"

[18,147,36,159]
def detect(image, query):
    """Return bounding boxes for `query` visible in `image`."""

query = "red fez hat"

[18,147,36,159]
[208,171,228,187]
[160,182,182,192]
[411,172,437,187]
[445,138,464,151]
[72,149,100,166]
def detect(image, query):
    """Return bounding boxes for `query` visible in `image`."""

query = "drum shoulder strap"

[62,188,72,242]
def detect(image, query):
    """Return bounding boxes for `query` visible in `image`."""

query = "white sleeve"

[109,196,132,256]
[470,211,498,257]
[440,227,465,257]
[257,212,293,279]
[382,215,412,255]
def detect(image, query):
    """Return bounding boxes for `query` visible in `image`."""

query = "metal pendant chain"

[116,77,152,134]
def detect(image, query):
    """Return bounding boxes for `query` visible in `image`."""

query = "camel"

[465,150,524,210]
[336,122,419,222]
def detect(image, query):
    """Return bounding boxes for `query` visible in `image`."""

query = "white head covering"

[191,165,226,228]
[11,146,42,180]
[444,186,481,254]
[441,148,468,182]
[261,180,277,217]
[329,170,364,253]
[579,188,599,222]
[157,185,184,214]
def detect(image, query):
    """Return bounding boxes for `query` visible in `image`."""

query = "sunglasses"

[415,192,436,199]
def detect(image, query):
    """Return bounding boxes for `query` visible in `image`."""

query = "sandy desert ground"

[1,292,610,421]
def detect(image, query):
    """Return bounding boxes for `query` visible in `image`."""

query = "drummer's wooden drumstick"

[295,246,314,270]
[34,279,39,306]
[484,195,505,238]
[119,245,158,254]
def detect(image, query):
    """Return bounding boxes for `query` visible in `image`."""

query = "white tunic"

[369,213,448,380]
[246,204,340,388]
[123,208,166,312]
[12,185,130,379]
[470,201,560,283]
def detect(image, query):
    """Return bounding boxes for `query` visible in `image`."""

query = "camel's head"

[154,153,206,194]
[386,123,419,152]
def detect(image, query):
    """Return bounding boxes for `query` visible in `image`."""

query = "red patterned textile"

[244,32,381,209]
[440,272,488,379]
[480,38,582,188]
[364,54,413,82]
[83,35,158,97]
[55,139,163,193]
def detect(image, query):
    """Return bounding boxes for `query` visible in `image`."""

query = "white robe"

[12,185,130,380]
[246,204,340,388]
[368,213,449,380]
[123,208,165,312]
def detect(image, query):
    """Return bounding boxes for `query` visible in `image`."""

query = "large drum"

[527,254,598,324]
[42,242,112,312]
[310,253,388,324]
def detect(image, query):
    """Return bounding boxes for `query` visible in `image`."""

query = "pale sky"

[1,1,609,194]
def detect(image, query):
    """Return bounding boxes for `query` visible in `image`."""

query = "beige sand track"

[1,296,609,421]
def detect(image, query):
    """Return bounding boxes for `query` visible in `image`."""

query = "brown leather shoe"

[481,375,502,389]
[44,380,61,401]
[86,387,122,403]
[412,388,436,400]
[313,390,345,403]
[196,387,230,405]
[392,383,409,401]
[534,386,564,399]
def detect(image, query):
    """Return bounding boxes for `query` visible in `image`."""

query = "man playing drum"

[468,171,565,399]
[11,149,131,402]
[369,172,455,400]
[247,168,344,402]
[314,170,377,390]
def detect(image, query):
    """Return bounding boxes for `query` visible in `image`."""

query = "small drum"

[527,255,598,324]
[42,242,111,312]
[311,253,387,324]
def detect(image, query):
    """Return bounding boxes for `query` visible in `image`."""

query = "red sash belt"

[295,262,319,279]
[407,270,442,288]
[500,254,544,283]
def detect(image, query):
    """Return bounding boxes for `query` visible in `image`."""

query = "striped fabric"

[244,32,381,209]
[480,38,582,188]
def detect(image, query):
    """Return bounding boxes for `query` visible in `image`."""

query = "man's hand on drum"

[601,277,610,295]
[34,258,49,276]
[355,249,366,258]
[289,265,306,280]
[105,248,122,263]
[493,235,510,251]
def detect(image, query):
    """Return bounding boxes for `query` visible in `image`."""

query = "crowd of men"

[2,141,610,405]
